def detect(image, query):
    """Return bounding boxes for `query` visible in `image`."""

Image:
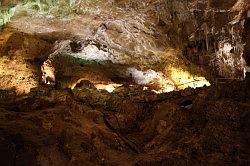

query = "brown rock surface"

[0,83,249,165]
[0,0,249,165]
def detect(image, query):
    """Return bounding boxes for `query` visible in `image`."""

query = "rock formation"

[0,0,249,165]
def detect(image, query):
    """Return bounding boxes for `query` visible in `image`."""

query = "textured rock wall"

[243,16,250,65]
[112,0,249,78]
[160,0,248,79]
[124,0,247,79]
[0,0,20,7]
[1,1,249,77]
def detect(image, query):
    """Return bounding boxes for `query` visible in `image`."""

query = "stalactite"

[201,23,209,51]
[205,23,209,51]
[231,26,235,43]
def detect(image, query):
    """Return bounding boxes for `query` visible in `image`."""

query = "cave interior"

[0,0,249,165]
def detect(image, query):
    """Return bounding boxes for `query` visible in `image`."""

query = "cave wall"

[1,0,249,80]
[0,0,20,7]
[154,0,249,79]
[186,0,247,79]
[243,15,250,66]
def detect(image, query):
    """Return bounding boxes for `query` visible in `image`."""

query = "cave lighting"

[169,67,211,90]
[151,78,175,94]
[95,83,122,93]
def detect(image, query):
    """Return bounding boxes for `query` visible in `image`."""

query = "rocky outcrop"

[170,0,249,79]
[110,0,248,79]
[0,82,249,165]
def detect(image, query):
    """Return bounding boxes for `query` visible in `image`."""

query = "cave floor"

[0,78,249,165]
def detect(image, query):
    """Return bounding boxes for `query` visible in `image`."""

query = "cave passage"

[0,0,249,165]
